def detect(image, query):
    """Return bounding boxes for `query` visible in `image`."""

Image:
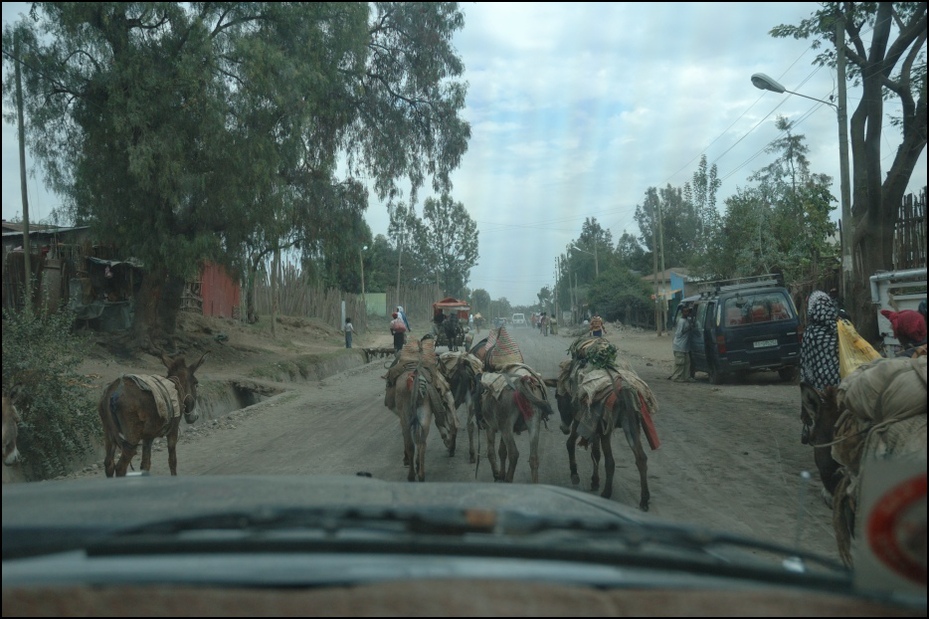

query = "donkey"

[439,351,483,464]
[98,352,207,477]
[548,367,652,510]
[474,365,553,484]
[799,382,843,504]
[393,363,448,482]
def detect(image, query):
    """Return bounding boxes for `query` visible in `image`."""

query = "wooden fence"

[893,187,926,270]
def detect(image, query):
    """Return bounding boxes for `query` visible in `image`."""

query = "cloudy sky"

[3,3,926,307]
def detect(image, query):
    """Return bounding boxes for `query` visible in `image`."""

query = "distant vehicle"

[675,274,801,385]
[432,297,471,351]
[511,313,526,327]
[493,317,507,328]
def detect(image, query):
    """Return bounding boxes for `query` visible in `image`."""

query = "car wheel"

[778,366,799,383]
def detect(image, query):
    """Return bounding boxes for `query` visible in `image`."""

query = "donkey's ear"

[191,352,209,373]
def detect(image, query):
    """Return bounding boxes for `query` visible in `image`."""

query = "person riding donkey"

[589,312,606,337]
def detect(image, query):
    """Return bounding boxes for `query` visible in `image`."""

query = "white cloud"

[3,2,925,307]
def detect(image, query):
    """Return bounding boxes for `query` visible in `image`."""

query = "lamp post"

[751,72,852,297]
[568,243,598,278]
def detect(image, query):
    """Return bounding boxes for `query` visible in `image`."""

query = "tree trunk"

[132,268,185,353]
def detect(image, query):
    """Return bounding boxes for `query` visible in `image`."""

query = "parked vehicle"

[674,274,801,384]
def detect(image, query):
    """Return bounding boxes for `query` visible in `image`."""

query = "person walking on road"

[669,306,694,382]
[343,317,355,349]
[390,312,407,352]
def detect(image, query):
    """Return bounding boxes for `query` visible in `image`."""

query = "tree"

[616,231,650,273]
[422,193,479,298]
[772,2,927,338]
[470,288,491,317]
[683,154,722,260]
[633,185,700,272]
[536,286,553,312]
[2,3,470,347]
[703,117,837,288]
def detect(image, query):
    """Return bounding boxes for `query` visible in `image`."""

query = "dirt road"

[58,319,840,562]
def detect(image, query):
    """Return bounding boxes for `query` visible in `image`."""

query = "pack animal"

[443,313,462,351]
[2,385,22,468]
[473,364,553,483]
[799,382,842,504]
[392,363,459,481]
[98,352,207,477]
[818,357,927,567]
[547,362,656,510]
[439,351,484,464]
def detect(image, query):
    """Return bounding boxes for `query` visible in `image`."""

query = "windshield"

[2,2,925,616]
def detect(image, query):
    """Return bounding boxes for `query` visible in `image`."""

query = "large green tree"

[422,193,478,298]
[703,117,836,288]
[2,2,470,346]
[771,2,927,338]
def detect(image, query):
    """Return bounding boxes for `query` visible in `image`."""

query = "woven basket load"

[483,326,523,370]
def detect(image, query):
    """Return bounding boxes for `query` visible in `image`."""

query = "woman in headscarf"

[798,290,842,502]
[800,290,840,391]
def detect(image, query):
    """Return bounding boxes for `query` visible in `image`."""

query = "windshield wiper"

[86,506,847,580]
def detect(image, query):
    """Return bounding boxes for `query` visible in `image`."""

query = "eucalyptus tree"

[422,193,478,298]
[633,185,700,272]
[772,2,927,337]
[702,118,836,288]
[2,2,470,346]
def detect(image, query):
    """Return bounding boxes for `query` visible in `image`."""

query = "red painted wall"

[200,261,240,318]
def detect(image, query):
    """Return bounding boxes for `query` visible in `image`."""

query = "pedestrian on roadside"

[396,306,411,332]
[881,308,927,358]
[390,312,407,352]
[669,306,694,382]
[343,317,355,349]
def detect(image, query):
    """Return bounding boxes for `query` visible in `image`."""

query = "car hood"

[3,474,649,530]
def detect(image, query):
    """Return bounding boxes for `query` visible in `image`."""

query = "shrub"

[2,305,100,480]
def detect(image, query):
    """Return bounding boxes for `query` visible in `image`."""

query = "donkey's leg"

[102,432,117,478]
[625,424,650,511]
[528,416,541,484]
[485,426,502,481]
[166,427,180,476]
[140,438,154,472]
[466,401,477,464]
[567,427,580,486]
[589,437,601,492]
[599,432,616,499]
[502,427,519,483]
[115,445,137,477]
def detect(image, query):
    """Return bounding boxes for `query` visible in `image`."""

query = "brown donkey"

[98,352,207,477]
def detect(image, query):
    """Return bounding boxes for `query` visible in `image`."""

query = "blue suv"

[674,276,801,384]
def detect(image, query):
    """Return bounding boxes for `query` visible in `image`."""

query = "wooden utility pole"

[15,31,32,314]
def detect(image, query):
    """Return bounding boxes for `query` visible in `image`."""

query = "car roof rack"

[696,273,782,296]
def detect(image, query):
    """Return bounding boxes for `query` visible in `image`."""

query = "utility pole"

[652,205,659,336]
[835,10,853,302]
[657,199,667,334]
[15,31,32,314]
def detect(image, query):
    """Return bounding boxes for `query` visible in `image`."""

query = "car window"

[723,291,795,325]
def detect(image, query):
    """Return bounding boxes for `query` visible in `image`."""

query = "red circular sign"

[866,472,927,586]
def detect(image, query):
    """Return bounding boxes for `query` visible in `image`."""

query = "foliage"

[422,193,479,298]
[2,307,99,480]
[470,289,491,316]
[2,2,471,338]
[587,268,653,324]
[770,2,927,338]
[700,117,838,288]
[634,185,701,269]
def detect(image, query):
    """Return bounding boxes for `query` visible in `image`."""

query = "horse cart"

[432,297,472,352]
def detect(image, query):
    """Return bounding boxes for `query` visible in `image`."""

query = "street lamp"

[568,243,598,278]
[751,72,852,296]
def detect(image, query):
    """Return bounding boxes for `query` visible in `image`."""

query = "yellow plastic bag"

[837,318,882,378]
